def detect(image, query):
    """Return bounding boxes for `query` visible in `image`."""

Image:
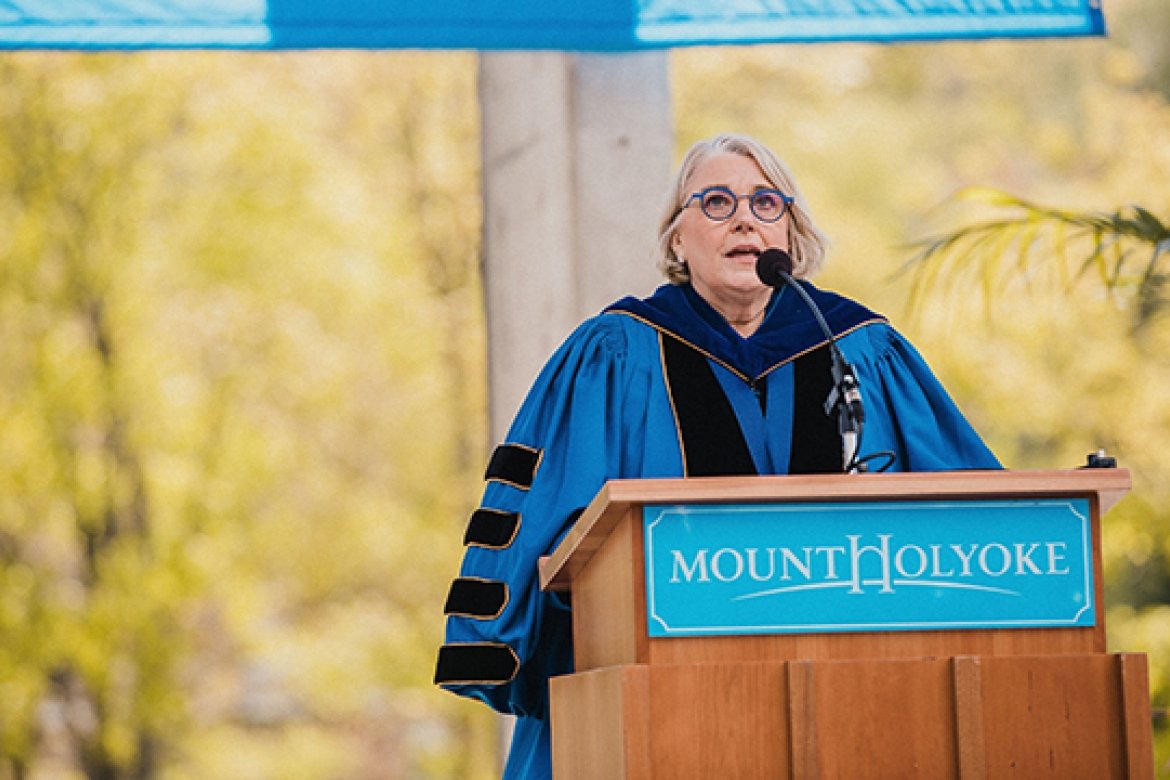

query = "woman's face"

[672,152,791,303]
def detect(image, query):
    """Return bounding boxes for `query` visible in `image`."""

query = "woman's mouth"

[725,246,761,260]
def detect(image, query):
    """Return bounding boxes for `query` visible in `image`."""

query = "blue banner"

[644,499,1095,637]
[0,0,1106,50]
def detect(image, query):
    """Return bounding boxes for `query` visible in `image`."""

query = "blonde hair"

[655,134,829,284]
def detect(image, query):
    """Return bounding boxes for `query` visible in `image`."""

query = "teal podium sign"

[644,499,1094,637]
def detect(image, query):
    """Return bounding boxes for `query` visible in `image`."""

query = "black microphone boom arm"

[756,249,866,473]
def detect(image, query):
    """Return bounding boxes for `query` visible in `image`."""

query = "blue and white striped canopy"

[0,0,1106,50]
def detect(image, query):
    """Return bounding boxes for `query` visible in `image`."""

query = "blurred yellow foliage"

[0,0,1167,776]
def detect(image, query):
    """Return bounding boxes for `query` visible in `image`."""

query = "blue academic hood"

[0,0,1106,51]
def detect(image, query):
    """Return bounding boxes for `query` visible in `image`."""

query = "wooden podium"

[538,469,1152,779]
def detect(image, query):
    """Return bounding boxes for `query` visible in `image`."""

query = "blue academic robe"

[435,282,1000,778]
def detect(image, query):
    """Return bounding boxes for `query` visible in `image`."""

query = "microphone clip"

[824,360,865,435]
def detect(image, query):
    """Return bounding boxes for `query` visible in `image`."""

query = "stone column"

[479,51,673,440]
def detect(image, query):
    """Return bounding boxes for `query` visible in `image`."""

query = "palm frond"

[903,187,1170,329]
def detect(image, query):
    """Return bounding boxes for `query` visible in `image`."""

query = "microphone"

[755,249,867,473]
[755,247,795,287]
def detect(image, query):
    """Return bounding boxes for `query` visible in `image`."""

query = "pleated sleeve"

[433,315,630,717]
[846,323,1001,472]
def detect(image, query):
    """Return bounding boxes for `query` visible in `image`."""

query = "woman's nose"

[730,204,758,230]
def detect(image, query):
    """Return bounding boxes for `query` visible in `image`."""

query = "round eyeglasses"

[685,186,793,223]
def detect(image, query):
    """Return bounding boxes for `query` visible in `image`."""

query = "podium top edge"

[539,468,1131,592]
[596,468,1131,507]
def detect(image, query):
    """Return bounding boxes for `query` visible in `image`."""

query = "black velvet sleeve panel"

[463,508,521,549]
[434,642,520,686]
[443,577,509,620]
[483,443,543,490]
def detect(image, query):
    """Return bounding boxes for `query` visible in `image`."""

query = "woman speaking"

[435,133,1000,777]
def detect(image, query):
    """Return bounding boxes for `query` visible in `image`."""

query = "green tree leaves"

[0,52,491,779]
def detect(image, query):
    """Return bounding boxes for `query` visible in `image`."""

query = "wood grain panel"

[976,655,1126,778]
[550,667,634,780]
[1119,653,1156,780]
[804,658,958,778]
[952,657,987,780]
[549,655,1152,780]
[647,663,791,779]
[571,510,646,671]
[787,661,819,779]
